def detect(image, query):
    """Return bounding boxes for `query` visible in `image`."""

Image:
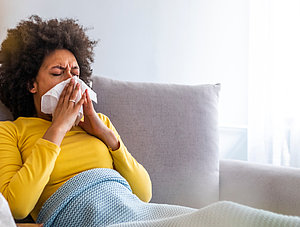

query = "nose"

[65,64,73,79]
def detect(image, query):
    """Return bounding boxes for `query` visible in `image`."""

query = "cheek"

[37,78,63,96]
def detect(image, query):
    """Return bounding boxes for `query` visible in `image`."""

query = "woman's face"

[30,49,80,119]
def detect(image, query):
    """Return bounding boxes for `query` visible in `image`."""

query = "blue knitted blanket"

[36,168,195,227]
[37,168,300,227]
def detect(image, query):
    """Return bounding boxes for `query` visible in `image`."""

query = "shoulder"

[0,120,17,132]
[0,117,48,136]
[0,120,18,140]
[0,117,29,133]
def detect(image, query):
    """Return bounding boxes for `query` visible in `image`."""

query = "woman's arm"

[0,122,61,219]
[0,79,85,219]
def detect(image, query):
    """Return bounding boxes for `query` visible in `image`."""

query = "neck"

[37,112,52,121]
[34,94,52,121]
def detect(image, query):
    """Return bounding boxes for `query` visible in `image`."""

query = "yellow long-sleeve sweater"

[0,113,152,221]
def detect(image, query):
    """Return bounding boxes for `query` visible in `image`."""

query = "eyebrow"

[50,65,79,70]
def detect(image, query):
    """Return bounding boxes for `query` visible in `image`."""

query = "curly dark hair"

[0,15,97,119]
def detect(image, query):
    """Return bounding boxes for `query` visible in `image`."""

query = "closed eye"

[50,65,79,76]
[52,73,62,76]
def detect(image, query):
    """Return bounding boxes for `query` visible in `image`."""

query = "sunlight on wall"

[248,0,300,167]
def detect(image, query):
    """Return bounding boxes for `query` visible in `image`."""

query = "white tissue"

[0,193,16,227]
[41,77,98,125]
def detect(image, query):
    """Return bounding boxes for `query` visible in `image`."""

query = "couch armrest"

[220,159,300,216]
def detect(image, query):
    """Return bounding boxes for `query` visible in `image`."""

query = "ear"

[28,80,38,94]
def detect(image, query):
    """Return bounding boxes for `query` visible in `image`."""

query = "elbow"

[141,172,152,203]
[11,205,31,220]
[144,189,152,203]
[3,194,31,220]
[137,181,152,203]
[144,180,152,203]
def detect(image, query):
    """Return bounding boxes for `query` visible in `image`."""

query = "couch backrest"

[0,101,13,121]
[92,76,220,208]
[0,76,221,209]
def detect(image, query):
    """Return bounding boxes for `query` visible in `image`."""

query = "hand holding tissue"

[41,77,97,125]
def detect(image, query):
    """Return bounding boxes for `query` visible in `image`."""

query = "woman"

[0,15,152,224]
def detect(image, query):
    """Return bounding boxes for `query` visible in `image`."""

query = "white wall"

[0,0,249,157]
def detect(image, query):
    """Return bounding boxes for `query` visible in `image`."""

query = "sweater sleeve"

[99,114,152,203]
[0,121,61,219]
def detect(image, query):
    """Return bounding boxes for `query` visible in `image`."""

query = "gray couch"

[1,76,300,223]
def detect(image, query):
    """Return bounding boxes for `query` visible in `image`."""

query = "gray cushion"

[92,76,220,208]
